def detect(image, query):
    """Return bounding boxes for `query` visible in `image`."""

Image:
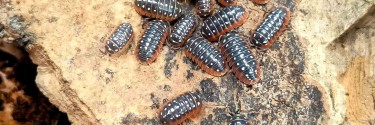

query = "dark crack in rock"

[199,79,221,102]
[200,114,215,125]
[220,74,243,103]
[121,113,159,125]
[150,93,160,109]
[163,85,171,91]
[183,56,200,70]
[213,108,229,123]
[186,70,194,79]
[164,49,177,78]
[237,31,325,124]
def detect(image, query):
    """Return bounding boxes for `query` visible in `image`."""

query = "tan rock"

[3,0,373,124]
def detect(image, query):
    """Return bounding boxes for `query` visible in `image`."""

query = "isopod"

[219,32,260,85]
[185,36,227,76]
[168,13,199,49]
[104,23,133,55]
[250,7,290,49]
[134,0,184,21]
[218,0,237,7]
[158,91,202,125]
[229,114,249,125]
[201,5,249,42]
[135,20,169,64]
[196,0,214,17]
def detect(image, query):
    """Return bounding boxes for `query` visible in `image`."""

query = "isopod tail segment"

[102,23,134,57]
[217,0,237,7]
[219,32,260,85]
[196,0,214,17]
[135,20,170,65]
[249,6,291,50]
[227,94,250,125]
[201,5,249,42]
[184,36,227,76]
[251,0,269,4]
[157,91,203,125]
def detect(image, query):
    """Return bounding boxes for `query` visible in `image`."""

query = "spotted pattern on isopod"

[196,0,213,17]
[219,32,260,85]
[134,0,184,21]
[105,23,133,54]
[184,36,227,76]
[168,13,198,49]
[201,5,249,42]
[229,114,249,125]
[135,20,169,64]
[158,91,202,125]
[250,7,291,49]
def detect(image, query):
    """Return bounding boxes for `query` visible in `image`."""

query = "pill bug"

[158,91,202,125]
[229,114,249,125]
[201,5,249,42]
[251,0,269,4]
[219,32,260,85]
[185,36,227,76]
[196,0,214,17]
[104,23,133,55]
[250,7,290,49]
[227,94,250,125]
[134,0,184,21]
[218,0,237,7]
[135,20,169,64]
[168,13,199,49]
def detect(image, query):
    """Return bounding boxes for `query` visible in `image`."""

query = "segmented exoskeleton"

[134,0,184,21]
[201,5,248,42]
[135,20,170,64]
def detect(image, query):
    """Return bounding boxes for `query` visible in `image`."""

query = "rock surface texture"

[1,0,374,124]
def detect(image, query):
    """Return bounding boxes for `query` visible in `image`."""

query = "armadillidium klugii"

[158,91,202,125]
[218,0,237,7]
[168,13,199,49]
[135,20,169,64]
[185,36,227,76]
[104,23,133,55]
[251,0,269,4]
[250,7,290,49]
[134,0,184,21]
[219,32,260,85]
[201,5,249,42]
[196,0,213,17]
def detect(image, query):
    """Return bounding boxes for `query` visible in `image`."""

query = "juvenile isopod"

[168,13,199,49]
[104,23,133,55]
[158,91,202,125]
[135,20,169,64]
[250,7,291,49]
[134,0,184,21]
[184,36,227,76]
[219,32,260,85]
[201,5,249,42]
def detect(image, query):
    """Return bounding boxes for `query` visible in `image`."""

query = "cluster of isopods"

[102,0,290,124]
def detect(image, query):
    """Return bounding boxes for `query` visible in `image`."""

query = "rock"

[1,0,373,124]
